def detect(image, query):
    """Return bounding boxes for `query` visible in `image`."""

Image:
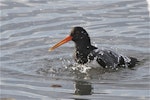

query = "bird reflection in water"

[74,81,93,95]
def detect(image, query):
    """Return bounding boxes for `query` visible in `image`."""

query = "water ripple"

[0,0,149,100]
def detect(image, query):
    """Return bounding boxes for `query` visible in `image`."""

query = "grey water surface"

[0,0,150,100]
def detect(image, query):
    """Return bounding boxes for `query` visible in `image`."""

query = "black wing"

[94,49,137,68]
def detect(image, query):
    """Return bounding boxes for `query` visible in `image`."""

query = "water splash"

[71,64,92,73]
[92,42,98,48]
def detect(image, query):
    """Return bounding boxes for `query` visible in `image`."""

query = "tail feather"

[128,57,139,68]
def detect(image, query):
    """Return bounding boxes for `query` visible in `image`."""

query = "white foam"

[71,64,91,73]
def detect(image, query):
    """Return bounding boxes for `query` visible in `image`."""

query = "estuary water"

[0,0,150,100]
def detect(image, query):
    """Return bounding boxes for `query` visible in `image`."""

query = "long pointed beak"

[49,35,72,51]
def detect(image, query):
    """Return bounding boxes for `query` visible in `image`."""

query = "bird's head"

[49,26,90,51]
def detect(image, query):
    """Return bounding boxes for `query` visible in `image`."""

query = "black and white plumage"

[49,26,138,68]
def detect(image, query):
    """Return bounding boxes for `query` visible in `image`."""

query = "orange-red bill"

[49,35,72,51]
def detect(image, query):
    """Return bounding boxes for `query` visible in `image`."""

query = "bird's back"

[88,49,137,68]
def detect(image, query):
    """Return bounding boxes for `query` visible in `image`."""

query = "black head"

[70,27,91,44]
[49,26,95,51]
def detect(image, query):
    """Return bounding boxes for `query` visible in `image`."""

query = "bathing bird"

[49,27,137,68]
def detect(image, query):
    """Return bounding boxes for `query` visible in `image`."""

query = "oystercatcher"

[49,27,137,68]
